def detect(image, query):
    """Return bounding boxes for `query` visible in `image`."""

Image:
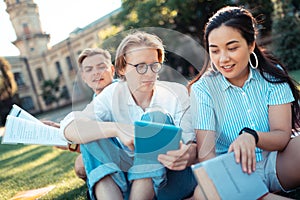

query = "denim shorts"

[81,110,196,200]
[256,151,285,193]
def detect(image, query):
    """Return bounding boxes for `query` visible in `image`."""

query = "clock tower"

[4,0,50,57]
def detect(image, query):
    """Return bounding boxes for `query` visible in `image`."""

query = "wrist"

[239,127,259,144]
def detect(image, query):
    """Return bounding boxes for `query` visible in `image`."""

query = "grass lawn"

[0,137,87,200]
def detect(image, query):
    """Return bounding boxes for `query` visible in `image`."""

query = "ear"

[249,41,255,53]
[110,65,115,75]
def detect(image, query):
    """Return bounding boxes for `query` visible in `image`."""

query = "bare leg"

[74,154,87,181]
[129,178,154,200]
[191,185,208,200]
[277,136,300,190]
[261,193,293,200]
[94,175,123,200]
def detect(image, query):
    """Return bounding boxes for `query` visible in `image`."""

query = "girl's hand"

[228,133,256,174]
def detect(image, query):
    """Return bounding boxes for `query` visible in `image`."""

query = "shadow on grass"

[0,137,28,153]
[1,145,52,168]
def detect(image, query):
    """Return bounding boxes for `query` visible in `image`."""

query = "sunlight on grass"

[2,146,63,176]
[0,142,87,200]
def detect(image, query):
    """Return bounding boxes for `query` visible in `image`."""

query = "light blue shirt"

[190,68,294,161]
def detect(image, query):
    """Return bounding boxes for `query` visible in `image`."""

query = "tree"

[0,57,18,126]
[237,0,274,38]
[41,77,68,107]
[111,0,232,42]
[271,0,300,70]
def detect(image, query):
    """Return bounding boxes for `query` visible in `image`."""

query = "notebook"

[134,120,182,165]
[192,152,269,200]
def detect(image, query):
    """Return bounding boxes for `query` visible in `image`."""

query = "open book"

[192,152,269,200]
[1,104,67,146]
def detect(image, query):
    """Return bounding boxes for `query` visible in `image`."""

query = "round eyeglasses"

[125,61,163,74]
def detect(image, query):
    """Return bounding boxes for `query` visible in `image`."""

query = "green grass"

[0,137,87,200]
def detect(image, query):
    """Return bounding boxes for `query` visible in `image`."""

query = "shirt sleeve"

[190,80,216,131]
[268,82,295,105]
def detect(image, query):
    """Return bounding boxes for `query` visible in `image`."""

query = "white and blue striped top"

[190,67,294,161]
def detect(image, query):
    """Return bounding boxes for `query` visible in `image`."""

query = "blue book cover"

[192,152,269,200]
[134,120,182,165]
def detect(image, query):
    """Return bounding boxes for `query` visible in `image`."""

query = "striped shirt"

[190,67,294,161]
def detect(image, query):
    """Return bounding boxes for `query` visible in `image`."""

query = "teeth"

[223,65,231,69]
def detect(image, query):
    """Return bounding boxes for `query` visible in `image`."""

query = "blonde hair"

[115,31,165,80]
[78,48,112,70]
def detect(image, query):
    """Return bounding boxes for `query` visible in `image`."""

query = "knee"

[74,154,86,180]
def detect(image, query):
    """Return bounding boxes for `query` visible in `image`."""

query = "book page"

[9,104,42,123]
[2,115,67,146]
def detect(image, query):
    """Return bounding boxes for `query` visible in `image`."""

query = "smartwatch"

[239,127,259,144]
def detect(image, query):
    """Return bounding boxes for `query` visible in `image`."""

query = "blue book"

[134,120,182,165]
[192,152,269,200]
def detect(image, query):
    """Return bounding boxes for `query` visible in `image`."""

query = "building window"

[55,61,63,76]
[35,68,44,82]
[66,56,73,71]
[21,96,35,110]
[22,23,30,35]
[14,72,25,87]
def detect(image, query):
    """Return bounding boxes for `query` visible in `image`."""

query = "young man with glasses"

[60,31,197,200]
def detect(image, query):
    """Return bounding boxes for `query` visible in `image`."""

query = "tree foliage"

[0,57,17,101]
[0,57,18,126]
[111,0,234,42]
[237,0,273,38]
[272,0,300,70]
[111,0,274,42]
[41,77,64,107]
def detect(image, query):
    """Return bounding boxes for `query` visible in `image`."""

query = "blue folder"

[192,152,269,200]
[134,120,182,164]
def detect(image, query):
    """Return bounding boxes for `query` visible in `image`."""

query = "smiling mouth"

[93,78,104,82]
[222,64,234,69]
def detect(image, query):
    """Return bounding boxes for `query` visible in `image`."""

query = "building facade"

[3,0,119,113]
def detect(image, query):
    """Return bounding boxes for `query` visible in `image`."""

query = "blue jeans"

[81,110,196,199]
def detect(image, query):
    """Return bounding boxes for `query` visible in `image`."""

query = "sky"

[0,0,121,56]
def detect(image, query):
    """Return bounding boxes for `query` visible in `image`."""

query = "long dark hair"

[188,6,300,129]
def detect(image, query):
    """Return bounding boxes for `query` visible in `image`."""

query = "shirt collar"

[220,67,258,91]
[127,84,156,107]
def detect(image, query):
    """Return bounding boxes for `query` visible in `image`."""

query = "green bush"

[272,14,300,70]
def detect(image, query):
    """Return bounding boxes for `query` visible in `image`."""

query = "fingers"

[157,154,188,170]
[42,120,60,128]
[124,139,134,151]
[230,134,256,174]
[157,148,190,170]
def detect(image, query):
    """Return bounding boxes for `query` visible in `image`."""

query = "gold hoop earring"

[249,52,258,69]
[211,61,218,72]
